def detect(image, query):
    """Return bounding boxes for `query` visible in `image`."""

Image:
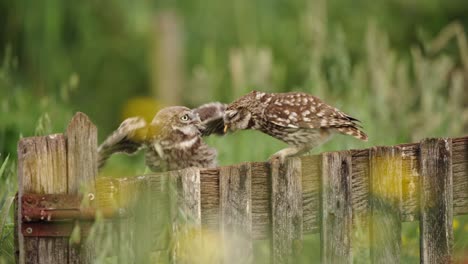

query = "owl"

[98,103,225,172]
[223,91,368,162]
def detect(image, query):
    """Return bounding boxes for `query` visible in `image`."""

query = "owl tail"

[336,126,368,141]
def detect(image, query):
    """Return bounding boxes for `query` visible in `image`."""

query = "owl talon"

[269,146,305,166]
[269,153,286,165]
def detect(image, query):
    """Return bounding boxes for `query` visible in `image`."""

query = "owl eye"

[180,114,190,121]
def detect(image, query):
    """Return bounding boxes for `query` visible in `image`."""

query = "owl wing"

[97,117,148,169]
[193,102,226,136]
[264,92,361,129]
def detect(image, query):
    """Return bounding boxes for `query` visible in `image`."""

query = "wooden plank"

[66,112,97,195]
[350,149,371,263]
[149,173,170,254]
[128,173,172,263]
[169,168,202,264]
[271,158,303,264]
[301,155,320,234]
[369,147,402,263]
[400,143,420,222]
[351,149,370,220]
[399,137,468,220]
[250,162,271,239]
[18,134,69,264]
[14,195,19,263]
[321,151,352,264]
[133,175,152,263]
[187,136,468,240]
[66,112,97,263]
[200,169,220,232]
[199,163,271,241]
[219,164,253,264]
[419,138,453,264]
[452,137,468,215]
[112,177,135,264]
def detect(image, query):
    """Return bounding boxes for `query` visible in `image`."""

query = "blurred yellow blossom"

[122,97,165,123]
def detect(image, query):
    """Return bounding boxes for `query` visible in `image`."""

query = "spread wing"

[97,117,148,169]
[193,102,226,136]
[264,92,361,129]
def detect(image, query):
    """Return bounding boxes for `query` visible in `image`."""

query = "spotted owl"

[223,91,368,162]
[98,103,225,172]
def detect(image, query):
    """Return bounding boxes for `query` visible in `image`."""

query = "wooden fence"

[15,113,468,263]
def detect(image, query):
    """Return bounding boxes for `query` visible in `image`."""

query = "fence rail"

[15,113,468,263]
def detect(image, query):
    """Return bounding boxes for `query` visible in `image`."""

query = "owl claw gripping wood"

[223,90,368,163]
[98,103,226,172]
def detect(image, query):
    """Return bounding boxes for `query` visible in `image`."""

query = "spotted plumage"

[98,103,225,172]
[223,91,368,162]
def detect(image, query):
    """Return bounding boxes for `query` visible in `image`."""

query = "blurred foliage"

[1,0,468,262]
[1,0,468,141]
[0,157,15,263]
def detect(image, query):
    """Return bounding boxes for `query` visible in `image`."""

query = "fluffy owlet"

[98,103,225,172]
[223,91,368,162]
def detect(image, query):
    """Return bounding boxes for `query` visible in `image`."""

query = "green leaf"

[0,155,9,178]
[0,196,14,238]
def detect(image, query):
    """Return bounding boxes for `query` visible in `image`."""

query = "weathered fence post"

[131,168,202,263]
[219,164,253,264]
[271,158,303,264]
[67,113,98,262]
[17,112,97,263]
[369,147,402,263]
[169,168,202,264]
[321,151,352,264]
[419,138,453,263]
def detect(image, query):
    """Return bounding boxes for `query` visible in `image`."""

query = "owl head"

[223,91,262,132]
[150,106,203,139]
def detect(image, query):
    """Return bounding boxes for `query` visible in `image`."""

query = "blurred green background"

[1,0,468,262]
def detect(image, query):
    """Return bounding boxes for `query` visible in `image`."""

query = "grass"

[0,157,15,263]
[1,0,468,262]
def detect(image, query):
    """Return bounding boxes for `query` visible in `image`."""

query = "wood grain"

[419,138,453,263]
[115,178,135,264]
[250,162,271,239]
[321,151,352,264]
[301,155,320,234]
[271,158,303,264]
[66,112,97,263]
[369,147,402,263]
[350,149,371,263]
[170,168,202,264]
[194,137,468,237]
[18,134,69,264]
[219,164,253,264]
[200,169,220,232]
[452,137,468,215]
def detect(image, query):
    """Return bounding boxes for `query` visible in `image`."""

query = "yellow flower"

[453,219,460,230]
[122,97,164,123]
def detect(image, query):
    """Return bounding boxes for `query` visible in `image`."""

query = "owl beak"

[223,124,229,133]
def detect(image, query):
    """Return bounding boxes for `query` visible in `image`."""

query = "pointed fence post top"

[66,112,96,134]
[66,112,98,195]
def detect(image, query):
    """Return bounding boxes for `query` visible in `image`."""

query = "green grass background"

[1,0,468,262]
